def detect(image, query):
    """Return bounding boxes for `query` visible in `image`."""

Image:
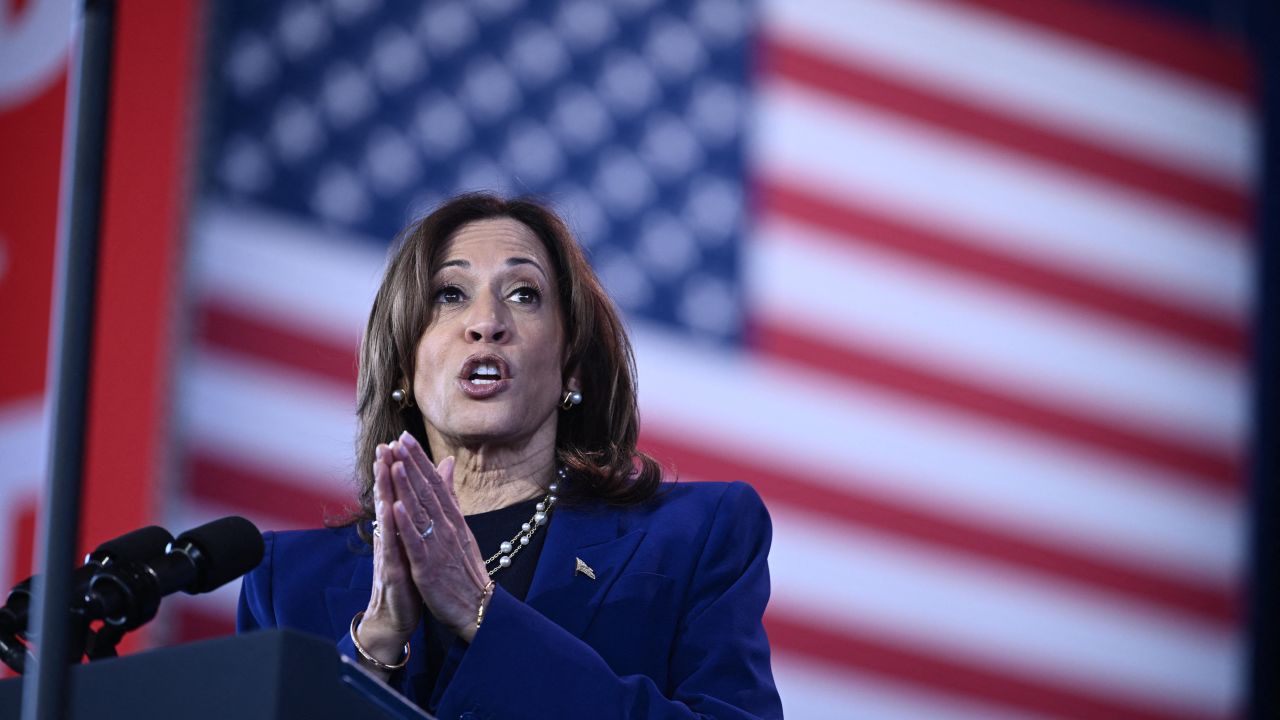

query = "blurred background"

[0,0,1275,717]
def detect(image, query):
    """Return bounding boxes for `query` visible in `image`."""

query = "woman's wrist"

[354,608,413,667]
[456,580,496,644]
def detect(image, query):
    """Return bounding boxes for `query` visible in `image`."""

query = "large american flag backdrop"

[167,0,1257,718]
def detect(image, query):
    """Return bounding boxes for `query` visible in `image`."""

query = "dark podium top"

[0,628,433,720]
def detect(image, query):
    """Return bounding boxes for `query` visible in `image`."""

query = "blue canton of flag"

[208,0,754,342]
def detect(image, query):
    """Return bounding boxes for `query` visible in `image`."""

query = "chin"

[443,412,532,446]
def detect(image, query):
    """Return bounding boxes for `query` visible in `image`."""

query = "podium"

[0,629,433,719]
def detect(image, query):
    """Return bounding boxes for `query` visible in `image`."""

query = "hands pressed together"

[354,432,492,671]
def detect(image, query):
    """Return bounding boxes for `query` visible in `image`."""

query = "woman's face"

[412,217,569,451]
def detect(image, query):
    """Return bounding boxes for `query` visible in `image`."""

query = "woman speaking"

[237,194,782,719]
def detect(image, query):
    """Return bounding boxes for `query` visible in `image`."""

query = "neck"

[426,432,557,515]
[452,452,552,515]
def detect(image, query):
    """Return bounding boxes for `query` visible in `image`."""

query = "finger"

[394,432,439,483]
[389,454,488,589]
[398,433,468,529]
[394,500,486,627]
[430,456,489,588]
[390,452,474,570]
[375,504,425,624]
[373,459,392,540]
[373,461,409,566]
[374,444,395,504]
[390,441,458,534]
[379,442,402,467]
[390,460,436,537]
[392,433,439,483]
[382,508,410,563]
[384,435,430,484]
[438,456,457,495]
[392,501,438,590]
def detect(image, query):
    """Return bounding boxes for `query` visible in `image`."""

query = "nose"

[465,294,509,343]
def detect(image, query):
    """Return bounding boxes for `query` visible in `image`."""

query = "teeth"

[468,362,501,385]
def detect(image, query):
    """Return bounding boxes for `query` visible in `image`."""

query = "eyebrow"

[438,257,547,276]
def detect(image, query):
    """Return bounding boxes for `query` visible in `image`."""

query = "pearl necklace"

[482,467,563,576]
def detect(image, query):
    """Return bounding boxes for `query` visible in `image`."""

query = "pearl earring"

[560,390,582,410]
[391,388,412,409]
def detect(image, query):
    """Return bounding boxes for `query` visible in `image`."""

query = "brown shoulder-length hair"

[344,192,662,524]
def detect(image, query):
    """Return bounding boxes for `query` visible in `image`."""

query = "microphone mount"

[0,517,262,673]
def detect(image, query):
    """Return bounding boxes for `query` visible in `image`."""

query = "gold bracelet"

[475,580,496,629]
[349,611,410,671]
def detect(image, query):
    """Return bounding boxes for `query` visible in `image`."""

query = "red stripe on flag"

[187,451,353,530]
[762,38,1251,226]
[170,602,236,644]
[197,303,358,387]
[753,322,1241,494]
[640,430,1237,626]
[947,0,1252,95]
[760,181,1247,358]
[766,610,1228,720]
[4,0,32,26]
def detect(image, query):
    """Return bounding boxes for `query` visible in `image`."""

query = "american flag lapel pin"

[575,557,596,580]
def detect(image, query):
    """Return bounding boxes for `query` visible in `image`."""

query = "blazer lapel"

[525,504,645,639]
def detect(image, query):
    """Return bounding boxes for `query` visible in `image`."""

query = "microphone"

[0,525,174,673]
[86,525,176,568]
[0,525,173,635]
[83,516,264,631]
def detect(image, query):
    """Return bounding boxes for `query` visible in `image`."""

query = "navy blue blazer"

[237,480,783,719]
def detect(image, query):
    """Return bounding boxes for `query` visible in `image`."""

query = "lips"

[457,354,512,399]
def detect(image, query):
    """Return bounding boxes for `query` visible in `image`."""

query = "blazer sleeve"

[237,531,276,633]
[435,481,783,720]
[236,529,373,670]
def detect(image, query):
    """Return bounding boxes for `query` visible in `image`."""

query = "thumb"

[439,456,457,494]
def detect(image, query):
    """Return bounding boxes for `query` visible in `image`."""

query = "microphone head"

[87,525,174,565]
[172,516,264,594]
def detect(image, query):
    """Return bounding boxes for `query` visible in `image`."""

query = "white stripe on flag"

[772,651,1057,720]
[193,205,384,339]
[0,397,46,494]
[749,218,1247,447]
[767,506,1240,714]
[182,349,357,487]
[763,0,1255,185]
[756,81,1251,317]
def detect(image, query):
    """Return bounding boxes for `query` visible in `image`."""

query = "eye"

[508,284,541,304]
[433,285,465,304]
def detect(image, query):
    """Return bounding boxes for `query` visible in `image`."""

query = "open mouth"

[468,362,502,385]
[457,355,511,396]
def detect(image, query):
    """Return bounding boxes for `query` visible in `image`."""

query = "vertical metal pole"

[1247,0,1279,717]
[20,1,115,719]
